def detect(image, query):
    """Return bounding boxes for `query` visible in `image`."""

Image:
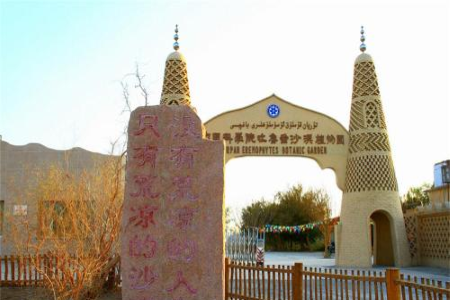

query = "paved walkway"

[264,252,450,281]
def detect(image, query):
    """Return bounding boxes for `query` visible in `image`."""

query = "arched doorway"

[224,155,341,258]
[370,210,395,266]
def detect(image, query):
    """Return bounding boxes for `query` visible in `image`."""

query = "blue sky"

[1,1,261,149]
[2,1,165,149]
[1,0,449,216]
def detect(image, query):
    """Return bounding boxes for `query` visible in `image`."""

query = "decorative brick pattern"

[161,59,191,106]
[377,101,387,129]
[345,155,398,192]
[349,100,365,131]
[365,102,380,128]
[418,213,450,260]
[352,61,380,98]
[349,98,387,132]
[349,132,391,154]
[345,57,396,194]
[403,214,418,258]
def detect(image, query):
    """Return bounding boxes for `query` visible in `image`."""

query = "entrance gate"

[156,26,411,268]
[204,92,410,268]
[225,227,265,263]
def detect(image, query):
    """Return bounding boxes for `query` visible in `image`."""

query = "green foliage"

[241,184,331,251]
[401,183,432,211]
[241,199,276,228]
[309,238,325,252]
[264,228,323,252]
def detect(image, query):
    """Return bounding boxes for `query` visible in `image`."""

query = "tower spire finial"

[173,24,180,51]
[360,26,366,52]
[161,24,191,106]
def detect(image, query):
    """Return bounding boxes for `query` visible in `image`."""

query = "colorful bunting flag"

[263,217,340,234]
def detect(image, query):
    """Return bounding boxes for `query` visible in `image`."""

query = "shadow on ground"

[0,287,122,300]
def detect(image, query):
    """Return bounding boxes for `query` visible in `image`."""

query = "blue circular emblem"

[267,104,280,118]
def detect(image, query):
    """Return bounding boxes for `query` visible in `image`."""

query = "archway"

[204,94,349,191]
[205,94,348,260]
[370,210,395,266]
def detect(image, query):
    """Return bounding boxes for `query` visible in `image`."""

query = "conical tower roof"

[344,28,398,193]
[160,25,191,106]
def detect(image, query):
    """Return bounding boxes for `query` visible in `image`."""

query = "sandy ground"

[0,287,122,300]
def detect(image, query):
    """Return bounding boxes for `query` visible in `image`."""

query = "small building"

[427,160,450,207]
[403,160,450,269]
[0,138,113,255]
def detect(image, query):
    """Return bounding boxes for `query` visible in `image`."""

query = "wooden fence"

[226,259,450,300]
[0,254,121,288]
[396,274,450,300]
[1,254,449,300]
[0,254,53,286]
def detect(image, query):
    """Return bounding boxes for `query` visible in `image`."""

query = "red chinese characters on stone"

[166,271,197,294]
[172,115,200,138]
[169,206,197,230]
[134,114,160,137]
[129,234,157,258]
[130,175,160,198]
[128,205,158,228]
[129,265,158,290]
[170,176,198,202]
[167,238,197,262]
[134,146,158,168]
[170,146,198,169]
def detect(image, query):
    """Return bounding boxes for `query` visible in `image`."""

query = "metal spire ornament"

[173,24,180,51]
[360,26,366,52]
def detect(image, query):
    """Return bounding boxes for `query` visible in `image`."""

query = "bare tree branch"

[134,63,149,106]
[120,80,131,114]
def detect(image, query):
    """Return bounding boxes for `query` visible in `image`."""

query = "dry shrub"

[8,154,124,300]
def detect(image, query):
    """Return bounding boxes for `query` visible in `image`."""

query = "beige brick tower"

[336,27,411,267]
[160,25,191,106]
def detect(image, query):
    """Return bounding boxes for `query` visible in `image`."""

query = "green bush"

[309,238,325,251]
